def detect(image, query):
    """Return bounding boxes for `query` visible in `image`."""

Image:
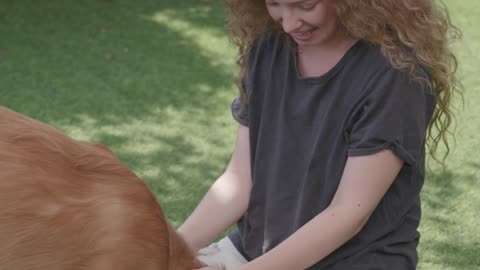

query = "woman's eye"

[298,4,315,11]
[266,1,279,7]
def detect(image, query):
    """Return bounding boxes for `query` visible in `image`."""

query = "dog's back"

[0,107,197,270]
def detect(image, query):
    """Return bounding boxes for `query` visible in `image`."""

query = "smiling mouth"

[291,28,316,41]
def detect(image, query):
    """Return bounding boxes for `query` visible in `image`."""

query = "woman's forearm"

[241,151,402,270]
[178,171,251,251]
[241,204,369,270]
[179,126,252,252]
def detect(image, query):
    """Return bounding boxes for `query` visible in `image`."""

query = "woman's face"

[265,0,340,46]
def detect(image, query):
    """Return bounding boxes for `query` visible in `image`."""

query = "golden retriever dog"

[0,106,204,270]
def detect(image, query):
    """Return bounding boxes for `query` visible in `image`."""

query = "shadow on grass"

[0,0,233,121]
[94,130,226,225]
[420,166,480,269]
[0,0,237,223]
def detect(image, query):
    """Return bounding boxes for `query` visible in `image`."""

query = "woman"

[179,0,461,269]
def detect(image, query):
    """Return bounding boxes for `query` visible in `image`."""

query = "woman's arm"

[241,149,404,270]
[178,125,252,251]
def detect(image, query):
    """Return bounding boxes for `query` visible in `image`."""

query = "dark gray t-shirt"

[228,32,436,269]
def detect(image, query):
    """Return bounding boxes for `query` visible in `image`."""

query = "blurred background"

[0,0,478,269]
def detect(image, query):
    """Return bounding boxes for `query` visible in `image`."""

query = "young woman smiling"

[178,0,461,269]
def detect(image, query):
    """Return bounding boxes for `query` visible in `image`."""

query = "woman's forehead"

[266,0,318,4]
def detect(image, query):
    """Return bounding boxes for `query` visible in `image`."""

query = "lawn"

[0,0,478,269]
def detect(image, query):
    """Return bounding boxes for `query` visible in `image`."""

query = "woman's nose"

[280,10,302,33]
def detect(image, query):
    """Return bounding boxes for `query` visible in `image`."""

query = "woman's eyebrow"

[266,0,318,5]
[291,0,318,5]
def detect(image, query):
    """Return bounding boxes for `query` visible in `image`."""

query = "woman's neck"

[297,30,358,78]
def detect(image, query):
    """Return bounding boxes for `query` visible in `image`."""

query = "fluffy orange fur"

[0,106,203,270]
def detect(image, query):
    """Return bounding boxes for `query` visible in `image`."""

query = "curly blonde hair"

[225,0,462,164]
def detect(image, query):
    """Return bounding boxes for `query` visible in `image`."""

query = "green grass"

[417,1,480,269]
[0,0,238,224]
[0,0,478,269]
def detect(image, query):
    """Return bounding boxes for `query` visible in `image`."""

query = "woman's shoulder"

[250,31,289,55]
[359,40,431,79]
[245,31,290,73]
[255,31,283,46]
[350,40,394,72]
[351,40,432,90]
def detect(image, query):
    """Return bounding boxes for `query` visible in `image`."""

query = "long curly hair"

[225,0,462,164]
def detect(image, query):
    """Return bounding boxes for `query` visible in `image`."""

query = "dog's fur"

[0,106,204,270]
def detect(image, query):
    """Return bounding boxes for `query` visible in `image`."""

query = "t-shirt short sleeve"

[231,96,249,126]
[346,68,436,168]
[230,48,260,127]
[230,34,269,127]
